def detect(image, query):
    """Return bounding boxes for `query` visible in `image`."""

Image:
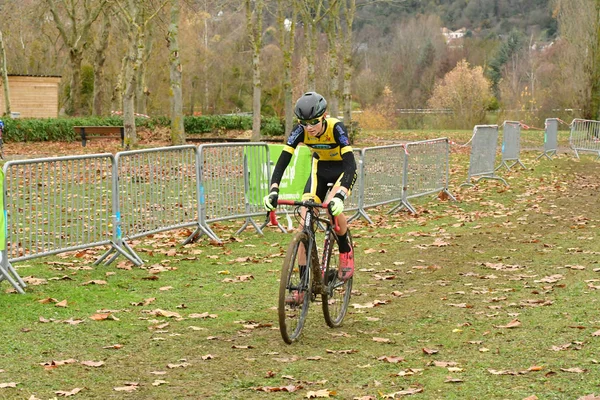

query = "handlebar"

[268,199,340,232]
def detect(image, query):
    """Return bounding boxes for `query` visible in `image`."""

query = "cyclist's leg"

[327,179,354,280]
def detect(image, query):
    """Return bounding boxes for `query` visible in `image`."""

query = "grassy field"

[1,133,599,399]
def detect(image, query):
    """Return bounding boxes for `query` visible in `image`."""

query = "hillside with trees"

[0,0,597,140]
[355,0,556,39]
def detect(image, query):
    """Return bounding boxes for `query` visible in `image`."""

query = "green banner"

[247,144,312,205]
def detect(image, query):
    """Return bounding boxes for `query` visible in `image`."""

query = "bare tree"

[114,0,167,148]
[341,0,356,133]
[168,0,185,145]
[276,0,297,135]
[554,0,600,119]
[324,0,341,117]
[297,0,327,91]
[45,0,108,115]
[92,7,112,116]
[136,24,155,115]
[0,31,11,116]
[245,0,264,141]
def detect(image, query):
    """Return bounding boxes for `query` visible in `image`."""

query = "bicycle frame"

[271,200,339,295]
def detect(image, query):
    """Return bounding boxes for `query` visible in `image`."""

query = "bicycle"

[270,198,354,344]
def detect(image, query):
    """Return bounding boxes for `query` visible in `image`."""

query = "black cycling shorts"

[302,160,354,203]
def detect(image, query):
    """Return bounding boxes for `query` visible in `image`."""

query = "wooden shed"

[0,75,62,118]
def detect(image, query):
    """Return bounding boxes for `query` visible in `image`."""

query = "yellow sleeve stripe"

[340,146,353,155]
[283,145,295,154]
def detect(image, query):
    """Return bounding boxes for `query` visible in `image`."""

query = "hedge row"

[1,115,285,142]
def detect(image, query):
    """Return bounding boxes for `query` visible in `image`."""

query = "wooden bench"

[74,126,125,147]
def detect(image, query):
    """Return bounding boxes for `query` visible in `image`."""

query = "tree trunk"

[93,10,111,116]
[326,1,341,118]
[168,0,185,145]
[277,0,297,136]
[342,0,356,138]
[111,56,126,114]
[591,0,600,119]
[136,33,154,115]
[0,31,11,116]
[246,0,264,141]
[123,43,137,148]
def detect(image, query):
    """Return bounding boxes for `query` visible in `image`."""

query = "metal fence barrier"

[349,144,405,223]
[569,118,600,159]
[2,140,459,293]
[197,143,270,242]
[497,121,526,170]
[537,118,559,160]
[2,154,138,266]
[391,138,456,214]
[344,148,363,218]
[0,169,25,294]
[461,125,507,186]
[98,146,204,265]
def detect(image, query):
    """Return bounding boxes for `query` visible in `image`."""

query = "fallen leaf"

[373,337,391,343]
[550,343,571,351]
[432,361,458,367]
[560,367,586,373]
[55,300,68,308]
[251,385,300,393]
[167,362,191,369]
[496,319,521,329]
[189,312,218,319]
[82,280,107,286]
[131,298,156,306]
[0,382,18,388]
[89,313,118,321]
[38,297,58,304]
[80,361,104,367]
[63,318,85,325]
[377,356,404,363]
[113,386,137,392]
[148,309,181,319]
[55,388,82,397]
[306,389,334,398]
[40,359,77,369]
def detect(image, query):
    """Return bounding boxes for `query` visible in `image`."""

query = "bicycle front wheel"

[322,229,353,328]
[278,231,312,344]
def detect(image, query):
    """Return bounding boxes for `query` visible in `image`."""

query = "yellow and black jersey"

[285,117,352,161]
[270,118,357,195]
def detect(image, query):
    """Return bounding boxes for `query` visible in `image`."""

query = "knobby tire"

[322,229,353,328]
[278,231,312,344]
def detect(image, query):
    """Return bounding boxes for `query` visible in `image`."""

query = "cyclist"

[264,91,357,286]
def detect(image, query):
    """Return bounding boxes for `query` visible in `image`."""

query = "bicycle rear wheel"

[278,231,312,344]
[322,229,353,328]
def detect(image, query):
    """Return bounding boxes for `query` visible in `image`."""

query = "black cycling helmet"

[294,92,327,120]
